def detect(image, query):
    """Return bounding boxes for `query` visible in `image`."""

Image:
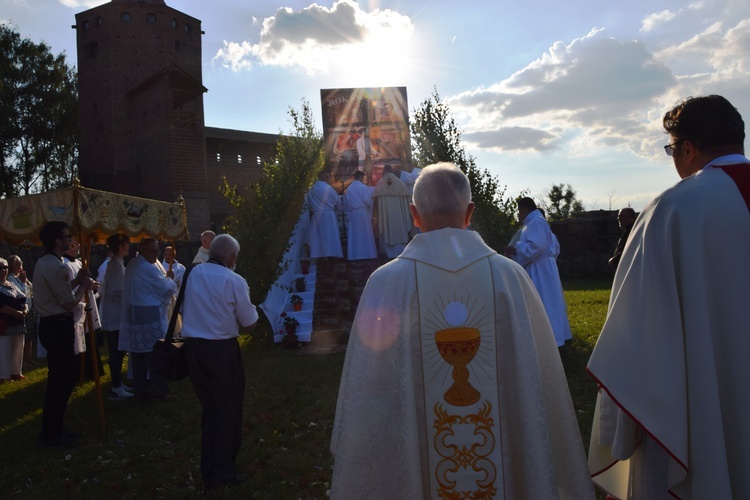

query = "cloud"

[450,0,750,160]
[58,0,105,8]
[640,10,676,32]
[449,29,675,153]
[213,0,413,74]
[463,127,558,151]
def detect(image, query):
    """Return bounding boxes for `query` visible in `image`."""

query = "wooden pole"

[79,229,106,432]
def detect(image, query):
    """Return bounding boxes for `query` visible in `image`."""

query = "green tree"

[222,99,324,303]
[0,25,79,198]
[539,183,585,221]
[410,88,517,249]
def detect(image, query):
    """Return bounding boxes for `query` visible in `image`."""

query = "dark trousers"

[106,330,126,388]
[184,338,245,488]
[131,351,169,398]
[38,315,76,440]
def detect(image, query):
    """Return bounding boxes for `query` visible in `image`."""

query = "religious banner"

[320,87,411,189]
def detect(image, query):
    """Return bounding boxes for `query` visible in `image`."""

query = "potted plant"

[282,314,300,335]
[290,294,303,311]
[294,277,306,293]
[279,329,299,349]
[300,258,310,275]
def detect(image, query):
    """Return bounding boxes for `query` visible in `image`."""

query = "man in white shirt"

[192,230,215,264]
[162,246,186,287]
[181,234,259,492]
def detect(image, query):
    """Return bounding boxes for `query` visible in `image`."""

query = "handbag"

[0,314,6,336]
[152,265,193,381]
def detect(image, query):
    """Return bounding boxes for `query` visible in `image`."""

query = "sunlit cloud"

[640,10,676,32]
[58,0,106,8]
[213,0,414,77]
[449,1,750,163]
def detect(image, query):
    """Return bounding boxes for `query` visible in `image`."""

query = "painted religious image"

[320,87,411,190]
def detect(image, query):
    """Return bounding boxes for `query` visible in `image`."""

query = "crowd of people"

[2,93,748,497]
[306,163,420,261]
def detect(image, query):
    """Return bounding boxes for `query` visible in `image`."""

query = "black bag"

[152,265,193,381]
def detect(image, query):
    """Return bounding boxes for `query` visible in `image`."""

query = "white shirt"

[180,262,259,340]
[192,246,210,264]
[162,259,186,287]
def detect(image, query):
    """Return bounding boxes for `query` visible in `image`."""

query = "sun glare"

[329,22,414,86]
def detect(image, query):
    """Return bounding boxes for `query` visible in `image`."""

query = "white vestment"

[343,180,377,260]
[118,255,177,353]
[513,210,572,346]
[372,172,412,258]
[306,180,343,259]
[162,258,186,288]
[64,257,101,355]
[332,228,594,499]
[587,155,750,499]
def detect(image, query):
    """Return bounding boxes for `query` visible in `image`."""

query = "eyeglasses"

[664,140,683,157]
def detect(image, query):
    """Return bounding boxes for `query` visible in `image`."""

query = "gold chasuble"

[416,258,502,497]
[331,228,593,500]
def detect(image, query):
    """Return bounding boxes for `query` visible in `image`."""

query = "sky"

[3,0,750,211]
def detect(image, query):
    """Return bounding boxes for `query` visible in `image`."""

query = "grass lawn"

[0,277,611,499]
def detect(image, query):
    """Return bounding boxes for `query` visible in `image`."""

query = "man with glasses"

[34,221,93,448]
[588,95,750,498]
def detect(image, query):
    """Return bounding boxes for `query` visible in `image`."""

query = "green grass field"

[0,277,611,499]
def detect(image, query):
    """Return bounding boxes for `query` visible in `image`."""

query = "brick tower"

[74,0,210,239]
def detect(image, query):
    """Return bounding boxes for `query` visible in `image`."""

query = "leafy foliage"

[410,88,517,249]
[0,25,78,198]
[539,183,585,221]
[223,99,323,303]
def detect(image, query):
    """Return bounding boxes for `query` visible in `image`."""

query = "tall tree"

[410,88,517,249]
[0,25,78,198]
[539,183,585,221]
[223,99,324,303]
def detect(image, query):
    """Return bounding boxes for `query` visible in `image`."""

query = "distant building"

[73,0,275,237]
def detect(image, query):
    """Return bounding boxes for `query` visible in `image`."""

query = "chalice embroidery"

[425,294,492,407]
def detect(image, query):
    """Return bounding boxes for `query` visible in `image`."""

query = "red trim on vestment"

[586,368,688,499]
[715,163,750,212]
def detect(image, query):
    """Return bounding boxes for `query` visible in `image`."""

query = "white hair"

[209,234,240,263]
[412,162,472,217]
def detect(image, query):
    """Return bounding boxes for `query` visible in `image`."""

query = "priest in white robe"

[331,163,594,499]
[342,170,377,260]
[119,238,177,400]
[306,171,343,259]
[372,164,413,258]
[588,95,750,499]
[505,198,572,346]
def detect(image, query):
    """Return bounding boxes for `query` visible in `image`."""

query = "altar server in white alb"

[306,171,343,259]
[342,170,377,260]
[588,95,750,499]
[331,163,594,499]
[504,197,572,346]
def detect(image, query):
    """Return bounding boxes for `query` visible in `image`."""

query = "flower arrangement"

[282,314,300,328]
[290,294,304,311]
